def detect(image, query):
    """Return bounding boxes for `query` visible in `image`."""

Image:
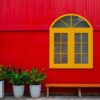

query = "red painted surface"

[0,0,100,30]
[0,0,100,93]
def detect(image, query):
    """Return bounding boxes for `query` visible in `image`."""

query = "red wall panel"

[0,31,49,70]
[0,30,100,92]
[0,0,100,92]
[0,0,100,30]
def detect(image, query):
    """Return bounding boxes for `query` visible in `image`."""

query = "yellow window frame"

[49,14,93,69]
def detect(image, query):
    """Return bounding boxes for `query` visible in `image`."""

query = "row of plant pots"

[0,65,46,98]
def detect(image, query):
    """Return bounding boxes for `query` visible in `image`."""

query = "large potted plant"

[7,67,29,98]
[26,68,46,98]
[0,65,7,98]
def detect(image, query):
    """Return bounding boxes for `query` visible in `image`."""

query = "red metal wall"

[0,0,100,30]
[0,0,100,92]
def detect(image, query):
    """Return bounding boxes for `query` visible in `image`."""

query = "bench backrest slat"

[46,84,100,88]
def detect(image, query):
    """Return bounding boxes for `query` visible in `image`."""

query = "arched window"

[49,14,93,69]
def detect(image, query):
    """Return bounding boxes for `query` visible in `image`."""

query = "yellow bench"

[46,84,100,98]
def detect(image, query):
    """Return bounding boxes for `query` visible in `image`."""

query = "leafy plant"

[7,67,29,85]
[0,65,8,81]
[27,68,46,85]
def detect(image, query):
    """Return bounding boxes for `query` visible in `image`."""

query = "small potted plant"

[0,65,7,98]
[26,68,46,98]
[7,67,29,98]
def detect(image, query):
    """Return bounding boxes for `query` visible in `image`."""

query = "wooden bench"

[46,84,100,98]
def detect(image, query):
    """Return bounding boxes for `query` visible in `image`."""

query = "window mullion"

[81,33,82,64]
[68,30,74,66]
[60,33,62,63]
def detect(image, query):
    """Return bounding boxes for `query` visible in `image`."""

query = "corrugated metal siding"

[0,31,100,85]
[0,0,100,30]
[0,0,100,92]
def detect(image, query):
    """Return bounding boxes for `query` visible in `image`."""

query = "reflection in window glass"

[82,33,88,42]
[75,33,88,64]
[62,44,67,53]
[54,54,60,63]
[61,54,68,63]
[61,16,70,26]
[82,44,88,53]
[62,33,68,42]
[52,15,90,28]
[54,44,60,53]
[75,33,81,42]
[82,54,88,63]
[75,44,81,53]
[53,20,67,28]
[54,33,60,42]
[75,21,90,27]
[72,16,83,26]
[75,54,81,63]
[54,33,68,64]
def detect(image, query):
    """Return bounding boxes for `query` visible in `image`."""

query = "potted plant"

[26,68,46,98]
[0,65,7,98]
[7,67,29,98]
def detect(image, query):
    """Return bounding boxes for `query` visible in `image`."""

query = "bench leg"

[78,88,82,98]
[47,87,49,98]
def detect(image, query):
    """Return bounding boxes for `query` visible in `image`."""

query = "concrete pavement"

[1,96,100,100]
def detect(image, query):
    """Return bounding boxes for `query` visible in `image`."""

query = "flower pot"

[30,85,41,98]
[0,81,4,98]
[13,85,24,98]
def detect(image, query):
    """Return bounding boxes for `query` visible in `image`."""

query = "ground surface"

[1,96,100,100]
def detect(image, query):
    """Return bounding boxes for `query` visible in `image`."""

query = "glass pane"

[62,33,68,42]
[82,33,88,42]
[54,44,60,53]
[82,54,88,63]
[54,33,60,42]
[75,21,90,27]
[61,54,67,63]
[53,20,67,28]
[54,54,60,63]
[61,44,67,53]
[75,54,81,63]
[75,44,81,53]
[61,16,70,26]
[82,44,88,53]
[72,16,83,26]
[75,33,81,42]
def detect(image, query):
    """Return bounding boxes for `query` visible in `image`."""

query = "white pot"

[30,85,41,98]
[0,81,4,98]
[13,85,24,98]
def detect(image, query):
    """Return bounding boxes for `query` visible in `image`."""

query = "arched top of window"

[50,14,93,28]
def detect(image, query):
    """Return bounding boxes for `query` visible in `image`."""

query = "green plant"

[27,68,46,85]
[7,67,29,85]
[0,65,8,81]
[5,65,12,78]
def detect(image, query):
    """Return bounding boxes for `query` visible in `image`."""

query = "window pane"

[61,54,68,63]
[54,54,60,63]
[61,16,70,26]
[82,33,88,42]
[72,16,83,26]
[54,33,60,42]
[75,21,90,27]
[82,44,88,53]
[54,44,60,53]
[75,54,81,63]
[75,44,81,53]
[62,44,67,53]
[62,33,68,42]
[82,54,88,63]
[75,33,81,42]
[53,20,67,27]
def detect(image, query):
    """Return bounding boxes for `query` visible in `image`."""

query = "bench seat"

[46,84,100,98]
